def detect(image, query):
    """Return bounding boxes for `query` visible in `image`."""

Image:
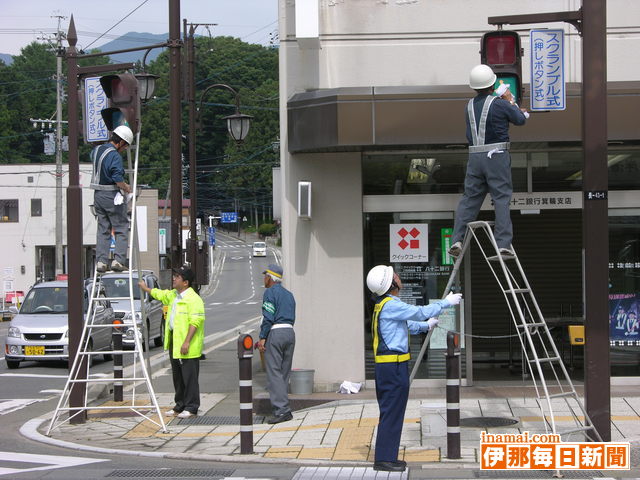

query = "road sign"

[389,224,429,263]
[221,212,238,223]
[83,77,109,143]
[530,29,565,111]
[208,226,216,246]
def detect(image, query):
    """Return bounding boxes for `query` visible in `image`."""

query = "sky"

[0,0,279,56]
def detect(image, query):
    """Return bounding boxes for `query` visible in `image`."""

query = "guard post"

[237,333,254,454]
[446,331,461,459]
[113,320,124,402]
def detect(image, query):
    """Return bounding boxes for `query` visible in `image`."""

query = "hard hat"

[469,64,497,90]
[366,265,394,296]
[113,125,134,145]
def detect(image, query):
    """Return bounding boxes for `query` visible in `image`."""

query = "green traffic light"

[494,75,520,105]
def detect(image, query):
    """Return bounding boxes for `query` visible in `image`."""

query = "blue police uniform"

[372,295,451,463]
[451,94,527,249]
[90,143,129,265]
[261,282,296,417]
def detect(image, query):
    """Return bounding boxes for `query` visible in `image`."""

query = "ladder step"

[548,391,576,399]
[487,254,516,261]
[505,288,531,294]
[94,296,134,301]
[85,324,135,329]
[56,405,160,411]
[79,350,133,355]
[529,356,561,364]
[516,322,547,328]
[69,377,150,383]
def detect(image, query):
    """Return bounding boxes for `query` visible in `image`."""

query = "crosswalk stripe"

[0,451,106,476]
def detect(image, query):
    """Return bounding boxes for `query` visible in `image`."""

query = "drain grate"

[107,468,235,478]
[461,416,519,428]
[475,470,603,478]
[176,415,265,425]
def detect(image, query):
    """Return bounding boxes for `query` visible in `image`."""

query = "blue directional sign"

[221,212,238,223]
[208,227,216,246]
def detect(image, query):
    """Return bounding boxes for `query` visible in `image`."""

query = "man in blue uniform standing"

[257,264,296,424]
[90,125,134,272]
[366,265,462,472]
[448,64,528,258]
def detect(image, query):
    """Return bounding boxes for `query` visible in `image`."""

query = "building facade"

[278,0,640,390]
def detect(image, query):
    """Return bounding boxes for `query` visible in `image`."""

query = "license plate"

[25,345,45,355]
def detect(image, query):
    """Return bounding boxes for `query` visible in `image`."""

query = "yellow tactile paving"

[298,447,335,459]
[403,449,440,462]
[329,419,360,429]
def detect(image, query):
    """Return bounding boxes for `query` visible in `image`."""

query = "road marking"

[0,373,68,379]
[39,389,63,394]
[0,399,49,415]
[0,451,106,476]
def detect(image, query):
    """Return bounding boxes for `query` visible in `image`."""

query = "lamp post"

[187,83,252,284]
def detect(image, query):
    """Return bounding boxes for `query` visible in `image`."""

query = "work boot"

[110,260,128,272]
[499,247,515,258]
[448,241,462,257]
[267,411,293,424]
[96,262,108,273]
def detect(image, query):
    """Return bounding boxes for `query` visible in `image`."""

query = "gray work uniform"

[90,143,129,264]
[260,283,296,416]
[452,94,527,249]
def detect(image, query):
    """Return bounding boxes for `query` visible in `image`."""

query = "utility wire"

[84,0,150,50]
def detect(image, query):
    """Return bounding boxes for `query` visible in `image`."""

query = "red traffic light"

[99,74,140,134]
[481,30,523,105]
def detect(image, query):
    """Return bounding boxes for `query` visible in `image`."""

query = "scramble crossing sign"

[389,224,429,263]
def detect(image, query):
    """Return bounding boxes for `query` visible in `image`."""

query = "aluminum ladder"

[412,220,602,442]
[47,130,167,434]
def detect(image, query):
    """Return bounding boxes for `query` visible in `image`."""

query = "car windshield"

[101,278,142,300]
[254,242,266,248]
[20,287,68,314]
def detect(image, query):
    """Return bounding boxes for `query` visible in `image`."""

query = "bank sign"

[530,29,565,111]
[389,224,428,263]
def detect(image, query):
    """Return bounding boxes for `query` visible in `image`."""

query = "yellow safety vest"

[372,296,411,363]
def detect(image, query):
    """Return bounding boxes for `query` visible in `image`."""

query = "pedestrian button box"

[568,325,585,345]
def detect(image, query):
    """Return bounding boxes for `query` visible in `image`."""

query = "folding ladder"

[412,220,601,442]
[47,131,167,434]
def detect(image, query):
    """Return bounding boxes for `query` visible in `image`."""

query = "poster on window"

[609,293,640,345]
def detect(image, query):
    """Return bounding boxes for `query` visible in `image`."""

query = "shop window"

[0,199,18,222]
[31,198,42,217]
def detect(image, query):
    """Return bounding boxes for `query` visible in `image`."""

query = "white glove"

[426,318,439,330]
[445,291,462,306]
[113,192,124,205]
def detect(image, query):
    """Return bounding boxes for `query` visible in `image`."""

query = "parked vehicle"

[99,271,164,349]
[252,241,267,257]
[4,280,115,369]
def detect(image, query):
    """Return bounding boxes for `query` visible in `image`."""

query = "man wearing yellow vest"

[139,266,205,418]
[366,265,462,472]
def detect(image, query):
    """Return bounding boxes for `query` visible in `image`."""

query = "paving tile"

[298,447,335,459]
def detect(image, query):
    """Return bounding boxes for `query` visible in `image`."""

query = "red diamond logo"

[397,228,408,238]
[409,228,420,238]
[398,239,409,250]
[410,239,420,249]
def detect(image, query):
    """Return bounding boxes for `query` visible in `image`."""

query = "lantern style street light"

[134,72,159,102]
[198,83,253,144]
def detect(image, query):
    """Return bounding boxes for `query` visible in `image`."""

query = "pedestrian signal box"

[481,30,523,105]
[100,74,140,134]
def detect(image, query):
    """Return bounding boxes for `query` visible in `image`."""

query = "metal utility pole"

[489,0,611,441]
[169,0,183,269]
[54,15,65,276]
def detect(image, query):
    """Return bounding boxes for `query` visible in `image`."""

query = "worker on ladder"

[90,125,134,273]
[366,265,462,472]
[448,64,528,258]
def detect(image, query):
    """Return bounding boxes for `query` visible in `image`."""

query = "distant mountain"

[0,53,13,65]
[91,32,168,65]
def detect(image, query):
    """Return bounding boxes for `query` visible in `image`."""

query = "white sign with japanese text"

[530,29,565,111]
[84,77,109,143]
[389,224,428,263]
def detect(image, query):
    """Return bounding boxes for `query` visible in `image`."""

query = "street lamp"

[197,83,253,144]
[134,72,159,102]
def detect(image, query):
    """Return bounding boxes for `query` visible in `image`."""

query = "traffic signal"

[99,74,140,134]
[481,30,523,105]
[237,333,254,359]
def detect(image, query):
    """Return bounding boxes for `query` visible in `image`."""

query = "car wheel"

[6,359,20,369]
[154,320,164,348]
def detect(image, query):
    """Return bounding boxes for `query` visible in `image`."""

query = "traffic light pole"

[488,0,610,441]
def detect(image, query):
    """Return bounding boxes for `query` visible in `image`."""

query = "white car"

[252,241,267,257]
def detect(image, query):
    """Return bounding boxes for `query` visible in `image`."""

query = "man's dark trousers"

[169,348,200,414]
[374,361,410,462]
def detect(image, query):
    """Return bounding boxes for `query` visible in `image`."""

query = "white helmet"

[469,64,497,90]
[366,265,394,296]
[113,125,133,145]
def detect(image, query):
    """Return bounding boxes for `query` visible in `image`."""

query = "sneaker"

[177,410,196,419]
[499,248,515,257]
[448,242,462,257]
[110,260,128,272]
[96,262,108,273]
[165,409,178,416]
[267,411,293,424]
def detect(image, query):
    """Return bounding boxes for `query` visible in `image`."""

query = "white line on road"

[0,451,106,476]
[0,373,68,378]
[0,398,49,415]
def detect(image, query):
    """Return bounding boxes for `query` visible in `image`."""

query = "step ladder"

[47,130,167,435]
[411,220,601,443]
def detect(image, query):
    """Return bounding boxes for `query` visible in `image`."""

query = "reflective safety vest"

[90,144,119,191]
[467,96,510,154]
[372,296,410,363]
